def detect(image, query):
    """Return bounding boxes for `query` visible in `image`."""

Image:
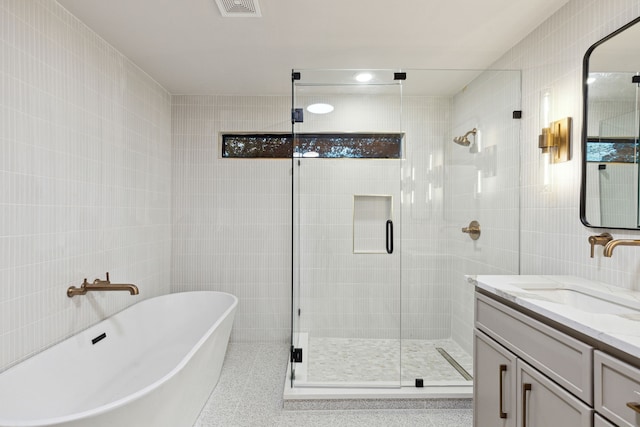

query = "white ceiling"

[56,0,570,95]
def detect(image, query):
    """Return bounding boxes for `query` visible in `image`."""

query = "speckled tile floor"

[194,343,473,427]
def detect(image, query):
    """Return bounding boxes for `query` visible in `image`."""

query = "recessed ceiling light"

[586,77,596,84]
[355,72,373,83]
[307,103,334,114]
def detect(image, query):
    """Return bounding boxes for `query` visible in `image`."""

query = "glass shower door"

[291,69,404,388]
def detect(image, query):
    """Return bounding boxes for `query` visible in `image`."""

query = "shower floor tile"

[194,342,473,427]
[303,337,472,385]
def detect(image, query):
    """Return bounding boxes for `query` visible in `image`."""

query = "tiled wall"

[448,70,522,354]
[584,99,638,227]
[492,0,640,288]
[171,86,520,348]
[171,95,291,342]
[0,0,172,371]
[294,94,451,341]
[400,95,453,342]
[586,163,637,227]
[171,93,459,343]
[4,0,639,372]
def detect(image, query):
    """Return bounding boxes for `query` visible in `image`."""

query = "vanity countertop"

[469,275,640,361]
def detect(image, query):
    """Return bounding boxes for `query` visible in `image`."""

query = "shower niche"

[289,69,521,394]
[353,195,393,254]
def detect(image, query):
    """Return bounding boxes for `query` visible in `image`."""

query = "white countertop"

[469,275,640,360]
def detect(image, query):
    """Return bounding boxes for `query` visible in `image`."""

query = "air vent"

[214,0,261,17]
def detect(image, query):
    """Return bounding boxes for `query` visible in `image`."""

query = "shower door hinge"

[512,110,522,119]
[297,308,301,316]
[291,347,303,363]
[394,72,407,80]
[292,108,304,123]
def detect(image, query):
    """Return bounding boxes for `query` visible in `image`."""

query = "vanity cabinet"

[517,358,593,426]
[474,329,517,426]
[595,414,619,427]
[474,329,592,427]
[474,292,594,427]
[594,351,640,426]
[472,275,640,427]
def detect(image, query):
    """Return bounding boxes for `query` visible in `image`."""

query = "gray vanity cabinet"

[595,413,622,427]
[595,351,640,426]
[516,358,592,426]
[474,328,592,427]
[474,329,517,427]
[474,292,594,427]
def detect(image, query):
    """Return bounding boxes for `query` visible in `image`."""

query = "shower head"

[453,128,477,146]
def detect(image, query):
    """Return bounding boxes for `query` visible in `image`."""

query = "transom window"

[221,133,403,159]
[586,137,638,163]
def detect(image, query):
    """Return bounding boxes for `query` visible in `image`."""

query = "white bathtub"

[0,291,237,427]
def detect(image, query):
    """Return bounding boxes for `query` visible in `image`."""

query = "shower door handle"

[386,220,393,254]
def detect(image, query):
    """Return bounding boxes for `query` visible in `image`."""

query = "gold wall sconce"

[539,117,572,163]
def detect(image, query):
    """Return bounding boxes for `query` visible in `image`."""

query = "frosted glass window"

[221,133,402,158]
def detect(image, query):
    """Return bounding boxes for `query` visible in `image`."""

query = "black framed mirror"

[581,17,640,229]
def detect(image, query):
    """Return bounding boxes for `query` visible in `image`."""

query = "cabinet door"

[475,293,593,404]
[594,413,617,427]
[517,359,592,427]
[474,329,517,427]
[595,350,640,427]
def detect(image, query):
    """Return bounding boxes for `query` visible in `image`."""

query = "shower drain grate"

[436,347,473,381]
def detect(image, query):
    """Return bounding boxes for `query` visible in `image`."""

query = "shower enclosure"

[290,69,521,391]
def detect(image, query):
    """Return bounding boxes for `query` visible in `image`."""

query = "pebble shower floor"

[304,337,472,385]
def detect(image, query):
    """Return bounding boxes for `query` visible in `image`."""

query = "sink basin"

[521,288,639,315]
[505,280,640,315]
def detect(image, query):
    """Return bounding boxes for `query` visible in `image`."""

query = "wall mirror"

[581,17,640,229]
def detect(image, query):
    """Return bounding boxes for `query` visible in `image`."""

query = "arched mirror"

[581,17,640,229]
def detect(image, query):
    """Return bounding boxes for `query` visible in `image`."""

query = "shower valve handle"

[462,220,481,240]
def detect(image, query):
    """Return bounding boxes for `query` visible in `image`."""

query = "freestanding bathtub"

[0,291,237,427]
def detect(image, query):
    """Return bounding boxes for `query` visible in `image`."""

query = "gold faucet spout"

[603,239,640,257]
[67,273,139,297]
[84,282,139,295]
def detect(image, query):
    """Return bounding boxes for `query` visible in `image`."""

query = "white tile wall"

[294,93,403,340]
[448,70,522,354]
[585,99,638,228]
[400,95,454,342]
[171,95,291,342]
[0,0,172,371]
[170,84,519,348]
[492,0,640,289]
[592,163,638,227]
[4,0,638,371]
[171,93,459,343]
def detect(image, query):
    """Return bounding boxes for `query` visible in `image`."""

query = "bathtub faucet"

[67,272,139,297]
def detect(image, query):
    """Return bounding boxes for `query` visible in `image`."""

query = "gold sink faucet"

[588,232,613,258]
[67,272,139,297]
[603,239,640,257]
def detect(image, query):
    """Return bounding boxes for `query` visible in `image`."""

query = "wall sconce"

[538,117,572,163]
[539,86,571,163]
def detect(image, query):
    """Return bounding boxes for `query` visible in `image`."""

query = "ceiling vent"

[214,0,262,17]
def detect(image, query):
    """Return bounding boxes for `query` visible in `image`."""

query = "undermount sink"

[511,283,640,315]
